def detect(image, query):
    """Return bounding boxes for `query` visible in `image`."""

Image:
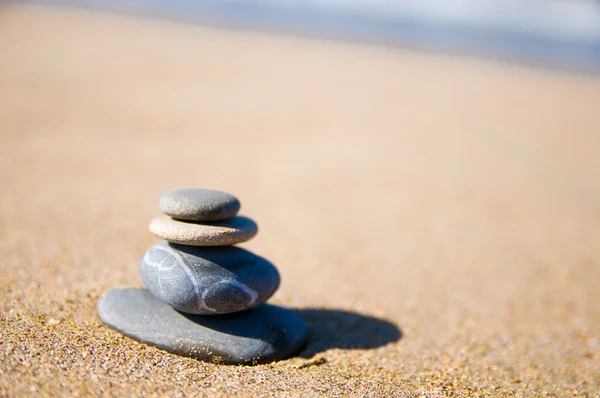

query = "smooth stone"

[139,242,280,314]
[97,288,308,365]
[159,189,240,222]
[149,216,258,246]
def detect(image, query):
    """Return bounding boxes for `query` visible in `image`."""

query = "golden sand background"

[1,6,599,396]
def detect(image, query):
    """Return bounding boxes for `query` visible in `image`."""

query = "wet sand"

[1,6,599,396]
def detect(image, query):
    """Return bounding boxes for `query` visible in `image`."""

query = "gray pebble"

[149,216,258,246]
[97,288,308,365]
[139,242,279,315]
[159,189,240,221]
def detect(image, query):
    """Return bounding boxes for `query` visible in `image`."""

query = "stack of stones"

[98,189,308,365]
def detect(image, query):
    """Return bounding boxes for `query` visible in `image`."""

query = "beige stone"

[149,216,258,246]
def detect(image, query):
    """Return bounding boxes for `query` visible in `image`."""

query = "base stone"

[97,288,308,365]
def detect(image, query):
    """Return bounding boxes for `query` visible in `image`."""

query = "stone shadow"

[295,308,402,357]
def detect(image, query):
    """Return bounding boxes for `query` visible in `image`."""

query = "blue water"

[28,0,600,71]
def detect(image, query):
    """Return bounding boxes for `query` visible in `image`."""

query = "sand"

[1,5,599,397]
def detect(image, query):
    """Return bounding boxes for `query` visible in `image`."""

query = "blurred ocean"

[26,0,600,70]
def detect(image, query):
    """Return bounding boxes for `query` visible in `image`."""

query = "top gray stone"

[159,189,240,222]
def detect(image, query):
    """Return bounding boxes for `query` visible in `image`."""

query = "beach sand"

[1,5,599,396]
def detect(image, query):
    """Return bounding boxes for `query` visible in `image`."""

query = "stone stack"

[98,189,308,365]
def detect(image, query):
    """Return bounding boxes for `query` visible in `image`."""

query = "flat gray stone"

[149,216,258,246]
[139,242,280,315]
[97,288,308,365]
[159,189,240,221]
